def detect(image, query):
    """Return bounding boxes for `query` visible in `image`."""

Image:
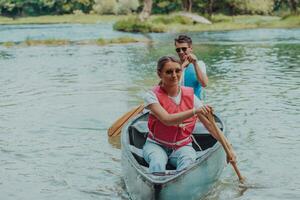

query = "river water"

[0,23,299,200]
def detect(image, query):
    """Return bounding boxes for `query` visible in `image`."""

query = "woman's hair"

[157,55,180,72]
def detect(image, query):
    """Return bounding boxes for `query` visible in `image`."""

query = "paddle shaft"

[108,104,144,137]
[111,106,142,137]
[210,115,244,183]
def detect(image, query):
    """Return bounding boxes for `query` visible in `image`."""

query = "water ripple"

[0,27,299,200]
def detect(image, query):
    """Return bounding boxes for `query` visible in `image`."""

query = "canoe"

[121,111,226,200]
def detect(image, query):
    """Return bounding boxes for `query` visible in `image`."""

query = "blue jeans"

[142,139,196,173]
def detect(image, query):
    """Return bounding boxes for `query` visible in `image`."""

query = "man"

[174,35,208,100]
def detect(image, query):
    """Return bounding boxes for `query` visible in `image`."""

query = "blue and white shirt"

[181,60,207,100]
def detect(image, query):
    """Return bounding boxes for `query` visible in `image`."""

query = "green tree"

[0,0,24,17]
[226,0,274,15]
[118,0,139,14]
[288,0,299,14]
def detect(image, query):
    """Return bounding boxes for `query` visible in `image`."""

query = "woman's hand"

[195,105,212,115]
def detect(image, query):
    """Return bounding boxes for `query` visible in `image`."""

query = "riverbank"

[0,37,148,47]
[114,14,300,33]
[0,14,299,32]
[0,14,122,24]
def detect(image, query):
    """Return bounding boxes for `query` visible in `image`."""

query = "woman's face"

[158,61,182,87]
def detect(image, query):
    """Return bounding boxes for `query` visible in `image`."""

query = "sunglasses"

[165,68,182,75]
[175,47,188,53]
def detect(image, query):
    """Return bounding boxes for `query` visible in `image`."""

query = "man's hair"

[174,35,192,46]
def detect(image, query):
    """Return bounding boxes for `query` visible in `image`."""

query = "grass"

[0,14,124,24]
[25,39,70,46]
[0,13,299,32]
[96,37,142,45]
[113,16,156,32]
[182,14,299,32]
[0,37,147,47]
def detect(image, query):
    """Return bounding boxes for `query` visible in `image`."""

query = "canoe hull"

[121,112,226,200]
[122,146,225,200]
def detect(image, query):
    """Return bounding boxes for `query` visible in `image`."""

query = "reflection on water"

[0,26,299,200]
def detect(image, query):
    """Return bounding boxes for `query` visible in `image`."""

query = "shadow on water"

[0,50,13,59]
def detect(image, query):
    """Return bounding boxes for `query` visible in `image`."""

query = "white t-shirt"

[143,88,203,111]
[181,60,207,86]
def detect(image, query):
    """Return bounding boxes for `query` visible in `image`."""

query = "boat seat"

[129,121,149,149]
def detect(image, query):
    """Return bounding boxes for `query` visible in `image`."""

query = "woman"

[143,56,235,175]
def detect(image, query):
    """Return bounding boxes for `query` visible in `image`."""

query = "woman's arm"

[148,103,210,126]
[148,103,194,126]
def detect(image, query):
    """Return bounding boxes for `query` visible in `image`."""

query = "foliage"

[152,14,192,24]
[113,16,166,32]
[0,14,124,24]
[25,39,70,46]
[152,0,181,14]
[93,0,118,14]
[0,0,299,18]
[92,0,139,15]
[97,36,140,45]
[226,0,274,15]
[0,13,299,32]
[113,16,153,32]
[0,0,94,17]
[114,14,194,32]
[0,36,144,47]
[118,0,139,14]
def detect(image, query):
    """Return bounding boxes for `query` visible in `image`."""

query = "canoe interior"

[127,113,223,170]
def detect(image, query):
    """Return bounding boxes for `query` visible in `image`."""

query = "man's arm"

[193,61,208,87]
[185,54,208,87]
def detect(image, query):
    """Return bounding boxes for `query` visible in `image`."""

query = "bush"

[113,17,152,32]
[152,15,193,25]
[113,14,196,33]
[226,0,274,15]
[93,0,118,15]
[113,17,166,32]
[73,9,84,15]
[118,0,139,14]
[152,0,181,14]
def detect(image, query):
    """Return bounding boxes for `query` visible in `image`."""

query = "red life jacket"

[148,86,197,149]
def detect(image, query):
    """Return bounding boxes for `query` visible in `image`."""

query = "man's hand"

[183,53,198,65]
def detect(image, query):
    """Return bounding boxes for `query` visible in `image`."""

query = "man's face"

[175,42,192,61]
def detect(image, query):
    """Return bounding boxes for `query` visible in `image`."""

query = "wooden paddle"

[108,104,144,137]
[207,111,245,184]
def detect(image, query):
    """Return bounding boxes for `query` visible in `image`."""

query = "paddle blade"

[107,104,144,137]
